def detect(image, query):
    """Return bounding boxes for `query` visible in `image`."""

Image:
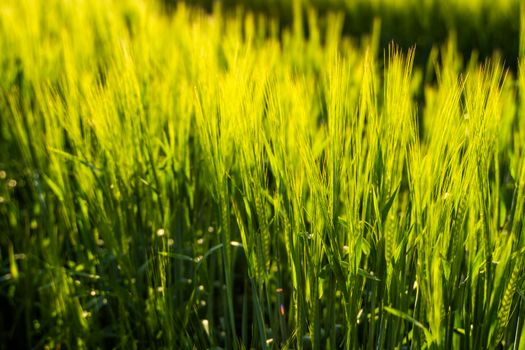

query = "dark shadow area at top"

[163,0,521,72]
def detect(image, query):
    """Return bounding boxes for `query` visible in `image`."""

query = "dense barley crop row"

[1,0,525,348]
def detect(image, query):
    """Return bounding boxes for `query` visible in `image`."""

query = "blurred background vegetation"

[166,0,520,69]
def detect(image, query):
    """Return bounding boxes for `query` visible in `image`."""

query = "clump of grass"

[0,0,524,349]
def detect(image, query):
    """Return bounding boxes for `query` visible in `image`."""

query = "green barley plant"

[0,0,524,349]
